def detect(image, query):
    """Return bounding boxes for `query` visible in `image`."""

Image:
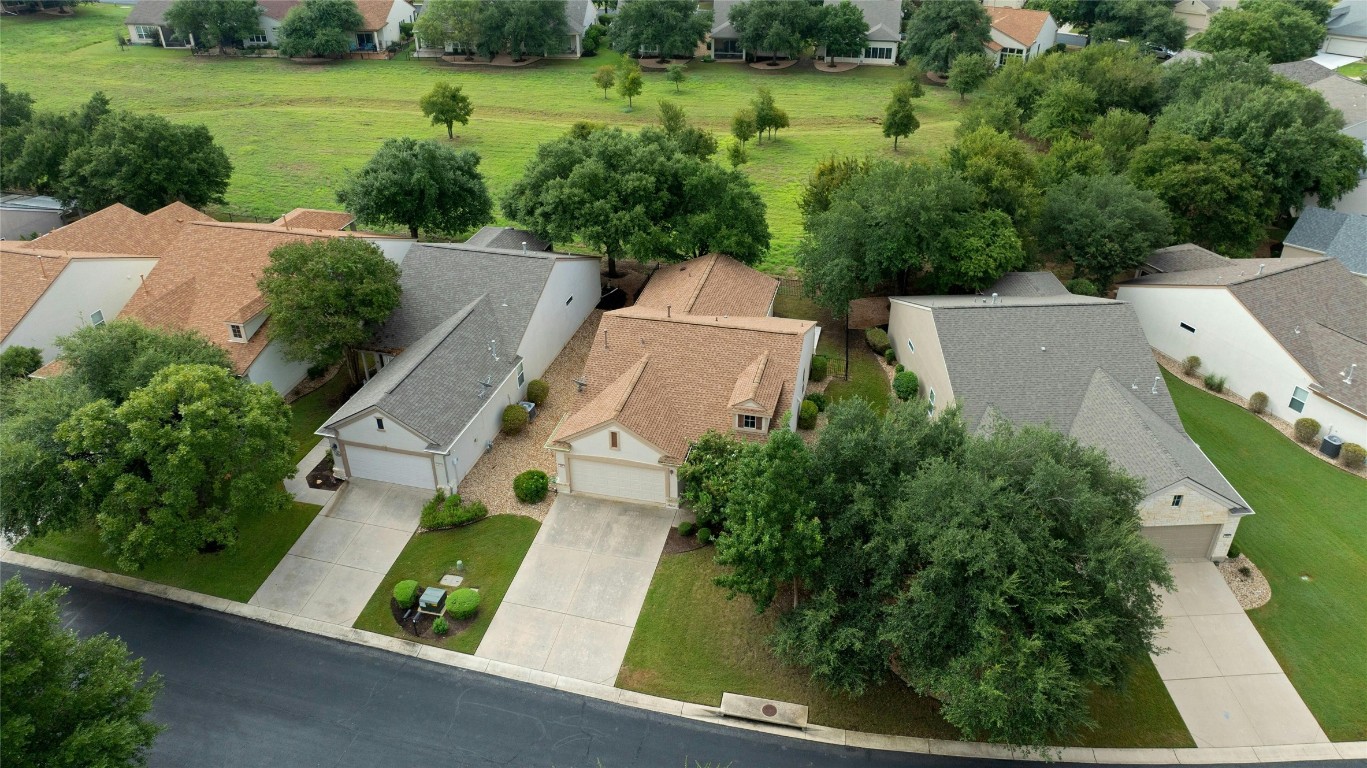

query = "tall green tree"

[882,83,919,150]
[1037,135,1110,183]
[1088,107,1150,171]
[903,0,990,74]
[664,158,769,262]
[1037,174,1172,286]
[1198,0,1324,63]
[259,238,402,369]
[0,376,92,541]
[798,155,869,224]
[730,107,757,147]
[818,0,869,66]
[947,126,1040,229]
[933,210,1026,293]
[592,64,615,98]
[419,81,474,140]
[678,430,746,530]
[1027,0,1185,50]
[57,111,231,213]
[164,0,263,53]
[616,64,643,107]
[1,577,164,768]
[56,319,233,405]
[1025,78,1100,142]
[610,0,711,60]
[0,346,42,380]
[665,63,687,92]
[0,82,33,128]
[58,364,296,570]
[277,0,364,58]
[490,0,570,60]
[336,137,493,238]
[728,0,816,62]
[413,0,481,57]
[1,92,110,195]
[751,87,789,142]
[946,52,992,101]
[657,101,717,158]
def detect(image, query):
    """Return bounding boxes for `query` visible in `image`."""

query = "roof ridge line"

[610,354,651,415]
[385,295,487,396]
[683,253,720,312]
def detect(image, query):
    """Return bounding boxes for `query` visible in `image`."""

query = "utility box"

[1320,434,1343,459]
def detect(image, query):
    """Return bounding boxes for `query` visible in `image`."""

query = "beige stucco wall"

[888,300,955,413]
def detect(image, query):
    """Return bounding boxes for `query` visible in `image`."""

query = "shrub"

[1247,391,1269,414]
[797,399,818,429]
[447,588,481,620]
[432,616,449,635]
[393,580,420,609]
[513,469,549,503]
[697,527,713,544]
[805,390,828,412]
[422,495,489,530]
[1202,373,1226,393]
[0,345,43,380]
[420,490,454,528]
[1293,417,1321,444]
[678,521,696,537]
[1226,542,1241,559]
[884,348,896,364]
[1065,278,1099,297]
[501,404,528,435]
[399,20,414,38]
[1340,442,1366,470]
[809,355,829,382]
[865,327,890,354]
[1182,355,1201,376]
[894,363,904,373]
[1238,565,1253,578]
[525,379,549,405]
[893,370,920,401]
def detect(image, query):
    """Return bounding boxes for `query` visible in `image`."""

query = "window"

[89,309,105,327]
[229,324,244,340]
[739,414,758,430]
[517,362,525,386]
[1171,495,1184,507]
[862,46,893,60]
[1289,386,1309,413]
[609,431,619,449]
[999,47,1027,65]
[906,339,915,354]
[928,388,936,407]
[1180,322,1196,333]
[565,296,574,306]
[133,25,159,42]
[245,32,268,45]
[375,417,385,431]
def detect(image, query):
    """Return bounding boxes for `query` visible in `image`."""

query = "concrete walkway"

[249,479,428,626]
[476,495,677,685]
[1152,562,1329,748]
[284,439,336,507]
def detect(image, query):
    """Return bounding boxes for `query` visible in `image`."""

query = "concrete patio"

[475,495,677,684]
[249,479,428,626]
[1152,561,1329,748]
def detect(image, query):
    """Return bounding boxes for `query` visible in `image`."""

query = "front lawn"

[352,514,539,654]
[287,372,354,464]
[618,548,1192,747]
[1335,60,1367,80]
[15,501,321,603]
[1164,370,1367,741]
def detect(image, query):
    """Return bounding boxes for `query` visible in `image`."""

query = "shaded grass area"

[823,336,892,413]
[0,5,967,271]
[772,288,890,411]
[1164,370,1367,741]
[15,501,321,603]
[618,548,1192,747]
[352,515,539,654]
[287,372,354,464]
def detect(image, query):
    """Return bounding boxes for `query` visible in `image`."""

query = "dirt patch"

[663,529,708,556]
[1219,555,1272,610]
[388,596,476,640]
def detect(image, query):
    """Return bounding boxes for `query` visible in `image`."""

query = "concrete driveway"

[1152,562,1329,748]
[476,495,676,684]
[249,480,428,626]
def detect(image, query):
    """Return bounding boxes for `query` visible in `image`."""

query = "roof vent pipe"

[1343,363,1358,385]
[991,292,999,305]
[1257,263,1265,275]
[1151,376,1160,395]
[521,241,527,254]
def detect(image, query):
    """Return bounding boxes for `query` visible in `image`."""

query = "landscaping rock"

[1219,554,1272,610]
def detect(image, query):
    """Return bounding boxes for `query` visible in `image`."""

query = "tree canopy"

[481,0,570,60]
[946,52,992,100]
[882,83,919,150]
[336,137,493,238]
[413,0,481,56]
[55,319,233,405]
[0,346,42,381]
[947,126,1040,229]
[0,376,92,541]
[1197,0,1325,63]
[903,0,991,74]
[419,81,474,139]
[0,91,109,196]
[164,0,262,52]
[728,0,816,62]
[610,0,711,60]
[818,0,869,62]
[278,0,364,58]
[1026,0,1186,50]
[1036,173,1172,286]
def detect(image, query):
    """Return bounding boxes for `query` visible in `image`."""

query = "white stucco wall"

[828,40,899,66]
[443,364,523,490]
[790,325,818,427]
[335,408,432,452]
[260,15,284,45]
[3,258,158,362]
[553,421,677,501]
[244,339,310,395]
[888,300,956,412]
[516,258,600,380]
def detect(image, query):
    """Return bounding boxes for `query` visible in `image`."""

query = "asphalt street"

[5,564,1346,768]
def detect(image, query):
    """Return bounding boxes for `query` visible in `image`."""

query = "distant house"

[1172,0,1236,36]
[1324,0,1367,58]
[708,0,746,61]
[984,7,1057,67]
[124,0,193,47]
[819,0,902,66]
[1283,206,1367,284]
[125,0,417,52]
[415,0,598,58]
[1268,59,1367,216]
[888,271,1252,561]
[1118,245,1367,446]
[317,228,601,491]
[0,193,67,242]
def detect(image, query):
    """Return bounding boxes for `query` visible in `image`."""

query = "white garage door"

[1325,37,1367,57]
[344,445,434,489]
[1143,524,1220,560]
[569,458,667,504]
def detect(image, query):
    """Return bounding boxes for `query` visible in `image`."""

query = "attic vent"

[574,378,587,392]
[477,376,493,399]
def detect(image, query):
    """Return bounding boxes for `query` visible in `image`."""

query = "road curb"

[4,550,1362,764]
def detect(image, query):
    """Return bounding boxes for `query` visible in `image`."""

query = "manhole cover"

[762,704,778,717]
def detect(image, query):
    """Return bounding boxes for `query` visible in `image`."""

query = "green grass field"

[618,547,1192,747]
[352,514,539,654]
[0,5,967,272]
[15,501,322,602]
[1164,371,1367,741]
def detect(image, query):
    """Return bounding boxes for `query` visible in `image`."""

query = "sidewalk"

[284,440,336,507]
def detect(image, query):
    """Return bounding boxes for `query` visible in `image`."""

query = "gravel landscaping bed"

[454,311,603,522]
[1219,554,1272,610]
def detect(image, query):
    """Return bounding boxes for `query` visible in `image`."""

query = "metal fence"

[774,279,847,380]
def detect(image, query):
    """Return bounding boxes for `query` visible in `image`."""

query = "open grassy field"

[1164,371,1367,741]
[0,5,968,272]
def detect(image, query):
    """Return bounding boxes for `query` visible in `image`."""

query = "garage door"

[1325,37,1367,57]
[1142,524,1220,560]
[569,458,667,504]
[343,445,434,489]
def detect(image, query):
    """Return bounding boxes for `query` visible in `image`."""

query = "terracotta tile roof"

[274,208,356,231]
[551,306,815,461]
[635,254,779,318]
[21,202,210,256]
[987,7,1051,46]
[0,246,152,343]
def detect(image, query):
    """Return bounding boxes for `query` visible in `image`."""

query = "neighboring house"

[126,0,416,51]
[985,7,1057,67]
[1172,0,1235,36]
[0,193,67,241]
[1324,0,1367,57]
[1283,206,1367,283]
[273,207,356,231]
[416,0,597,58]
[548,254,817,507]
[888,271,1251,561]
[708,0,746,60]
[351,0,418,51]
[1163,47,1210,66]
[819,0,901,66]
[124,0,194,47]
[1268,60,1367,216]
[1118,245,1367,446]
[317,229,601,491]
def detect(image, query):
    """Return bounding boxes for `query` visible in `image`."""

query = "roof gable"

[987,7,1051,46]
[22,202,207,256]
[635,253,779,318]
[274,208,355,231]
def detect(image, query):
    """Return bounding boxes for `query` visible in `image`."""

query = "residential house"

[316,229,601,490]
[1172,0,1236,36]
[888,271,1251,561]
[708,0,746,60]
[1118,245,1367,446]
[548,254,817,507]
[273,207,356,231]
[416,0,597,58]
[0,193,67,241]
[820,0,901,66]
[1268,60,1367,216]
[124,0,194,47]
[985,7,1057,67]
[1324,0,1367,58]
[126,0,417,51]
[1283,206,1367,283]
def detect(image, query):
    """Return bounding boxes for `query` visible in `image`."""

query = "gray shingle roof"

[1328,0,1367,38]
[566,0,594,34]
[1307,74,1367,131]
[1143,244,1234,275]
[824,0,902,42]
[988,271,1069,298]
[1269,59,1334,86]
[124,0,173,26]
[463,226,551,252]
[1285,206,1348,255]
[1163,48,1210,66]
[712,0,740,38]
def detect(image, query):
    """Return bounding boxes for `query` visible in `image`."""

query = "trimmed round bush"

[513,469,549,503]
[883,348,896,364]
[501,404,529,436]
[894,363,905,373]
[797,399,818,429]
[805,390,828,412]
[446,588,481,620]
[1293,417,1321,445]
[1182,355,1201,376]
[1247,391,1269,414]
[697,527,713,544]
[1202,373,1226,393]
[1340,442,1366,470]
[865,327,890,354]
[1226,542,1241,559]
[1065,278,1099,297]
[678,521,696,537]
[893,370,920,401]
[433,616,449,636]
[526,379,549,405]
[809,355,829,382]
[393,579,420,609]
